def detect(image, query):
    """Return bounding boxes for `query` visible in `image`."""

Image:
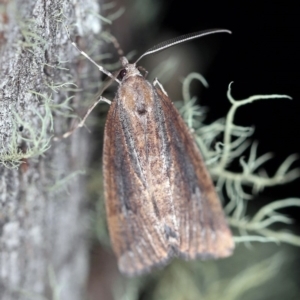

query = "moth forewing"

[155,86,234,259]
[93,29,233,276]
[103,75,172,276]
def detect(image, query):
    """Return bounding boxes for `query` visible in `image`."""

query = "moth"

[69,29,234,276]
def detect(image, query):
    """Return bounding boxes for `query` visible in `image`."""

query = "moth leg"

[54,96,111,141]
[153,78,168,96]
[138,66,149,78]
[98,96,112,105]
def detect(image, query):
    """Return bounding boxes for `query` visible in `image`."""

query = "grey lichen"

[0,92,53,168]
[179,75,300,246]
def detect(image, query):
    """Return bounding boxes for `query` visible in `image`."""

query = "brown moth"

[67,28,234,276]
[101,29,234,276]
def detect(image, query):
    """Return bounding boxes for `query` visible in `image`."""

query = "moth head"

[118,56,141,81]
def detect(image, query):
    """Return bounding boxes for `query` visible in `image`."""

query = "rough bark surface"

[0,0,102,299]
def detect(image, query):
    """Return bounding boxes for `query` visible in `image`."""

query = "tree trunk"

[0,1,102,299]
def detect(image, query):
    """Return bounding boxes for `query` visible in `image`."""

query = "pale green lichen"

[0,14,77,169]
[47,170,86,193]
[178,75,300,247]
[45,81,78,94]
[230,198,300,246]
[17,18,48,51]
[0,95,53,169]
[87,9,113,25]
[0,87,81,168]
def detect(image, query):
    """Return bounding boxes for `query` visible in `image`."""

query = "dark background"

[109,0,300,223]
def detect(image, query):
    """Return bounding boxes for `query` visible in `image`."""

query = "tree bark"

[0,1,102,299]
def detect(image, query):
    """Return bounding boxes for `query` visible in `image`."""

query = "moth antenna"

[135,29,231,64]
[64,25,121,84]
